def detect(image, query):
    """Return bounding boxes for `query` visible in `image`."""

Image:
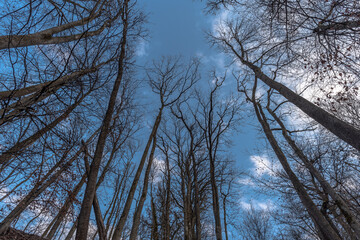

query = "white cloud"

[151,157,165,183]
[238,177,255,186]
[135,39,148,57]
[211,8,231,37]
[240,201,251,210]
[250,154,279,177]
[240,199,274,211]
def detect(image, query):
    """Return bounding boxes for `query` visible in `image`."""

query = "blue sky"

[132,1,280,216]
[138,0,211,57]
[137,0,260,173]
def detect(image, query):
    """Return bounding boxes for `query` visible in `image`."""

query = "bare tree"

[244,78,343,240]
[209,0,360,151]
[194,75,239,240]
[239,204,273,240]
[111,56,199,240]
[74,0,145,238]
[0,0,124,49]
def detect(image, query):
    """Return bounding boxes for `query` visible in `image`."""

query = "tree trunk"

[267,105,360,238]
[75,1,130,239]
[43,172,87,239]
[111,107,163,240]
[164,154,171,240]
[151,194,159,240]
[83,147,107,240]
[129,136,157,239]
[209,156,223,240]
[0,65,105,101]
[0,145,85,234]
[184,155,194,240]
[252,96,342,240]
[225,41,360,151]
[191,152,201,240]
[223,195,229,240]
[104,164,131,235]
[0,1,113,50]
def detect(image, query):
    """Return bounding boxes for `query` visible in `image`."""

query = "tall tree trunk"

[266,105,360,238]
[222,195,229,240]
[151,193,159,240]
[75,1,130,239]
[111,107,163,240]
[191,152,201,240]
[185,157,193,240]
[46,141,119,239]
[104,164,131,235]
[164,154,171,240]
[209,156,222,240]
[251,87,341,240]
[181,167,190,240]
[225,41,360,151]
[129,136,157,239]
[83,146,107,240]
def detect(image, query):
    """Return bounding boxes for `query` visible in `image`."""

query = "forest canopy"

[0,0,359,239]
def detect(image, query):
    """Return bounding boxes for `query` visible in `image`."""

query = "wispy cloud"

[135,39,149,57]
[240,199,274,211]
[250,154,280,177]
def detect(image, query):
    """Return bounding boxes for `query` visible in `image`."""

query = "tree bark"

[75,1,130,239]
[0,1,118,50]
[224,40,360,151]
[111,107,163,240]
[223,195,229,240]
[129,136,157,239]
[252,91,342,240]
[0,64,105,101]
[209,156,223,240]
[151,194,159,240]
[267,105,360,238]
[313,20,360,34]
[164,155,171,240]
[83,146,107,240]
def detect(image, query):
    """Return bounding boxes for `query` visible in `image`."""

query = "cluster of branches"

[2,0,359,239]
[0,0,151,239]
[205,0,360,239]
[0,1,242,239]
[137,71,241,240]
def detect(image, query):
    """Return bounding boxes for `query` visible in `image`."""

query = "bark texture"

[224,40,360,151]
[251,82,342,240]
[111,107,163,240]
[75,1,129,239]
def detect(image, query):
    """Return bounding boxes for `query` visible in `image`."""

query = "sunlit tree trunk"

[266,104,360,238]
[251,80,342,240]
[221,39,360,151]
